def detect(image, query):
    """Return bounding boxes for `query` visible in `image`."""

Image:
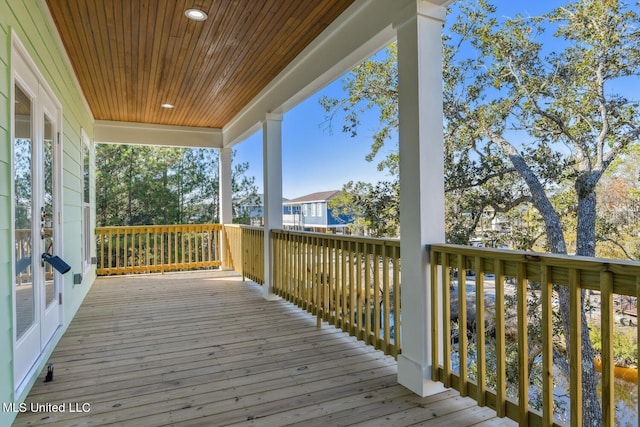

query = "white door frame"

[11,34,64,392]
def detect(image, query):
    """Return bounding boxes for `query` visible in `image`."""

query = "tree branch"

[445,167,517,192]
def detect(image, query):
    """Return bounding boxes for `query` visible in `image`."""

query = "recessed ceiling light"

[185,8,208,21]
[161,103,175,109]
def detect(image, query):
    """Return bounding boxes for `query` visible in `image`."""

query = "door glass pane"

[44,115,55,307]
[14,85,34,340]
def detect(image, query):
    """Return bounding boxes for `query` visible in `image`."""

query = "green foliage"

[590,326,638,368]
[95,145,258,226]
[328,180,399,237]
[596,144,640,260]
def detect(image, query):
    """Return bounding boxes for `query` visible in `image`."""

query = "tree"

[596,144,640,260]
[95,145,259,226]
[329,180,399,237]
[322,1,640,425]
[231,157,260,224]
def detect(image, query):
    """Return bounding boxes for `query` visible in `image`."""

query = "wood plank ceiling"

[45,0,355,128]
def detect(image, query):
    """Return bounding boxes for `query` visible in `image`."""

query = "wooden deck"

[14,271,515,427]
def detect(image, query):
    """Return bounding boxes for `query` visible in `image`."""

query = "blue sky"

[231,0,631,199]
[231,78,391,199]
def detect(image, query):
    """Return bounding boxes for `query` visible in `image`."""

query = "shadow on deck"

[14,271,515,427]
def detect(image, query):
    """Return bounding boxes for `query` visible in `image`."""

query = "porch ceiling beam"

[94,120,223,148]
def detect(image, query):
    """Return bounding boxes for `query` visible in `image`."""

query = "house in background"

[233,194,290,227]
[283,190,352,233]
[233,194,265,226]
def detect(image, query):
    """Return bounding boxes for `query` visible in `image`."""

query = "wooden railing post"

[569,268,582,427]
[600,270,614,427]
[541,265,553,426]
[516,262,528,426]
[494,259,506,418]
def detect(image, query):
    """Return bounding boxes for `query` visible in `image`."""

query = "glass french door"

[13,52,62,389]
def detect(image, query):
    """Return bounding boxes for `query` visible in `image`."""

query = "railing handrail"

[272,229,400,247]
[431,243,640,269]
[431,243,640,292]
[96,224,223,230]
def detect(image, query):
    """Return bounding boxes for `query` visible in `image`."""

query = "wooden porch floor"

[14,271,515,427]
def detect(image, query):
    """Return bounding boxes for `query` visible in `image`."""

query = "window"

[302,205,307,216]
[317,203,323,217]
[311,203,316,217]
[81,129,92,272]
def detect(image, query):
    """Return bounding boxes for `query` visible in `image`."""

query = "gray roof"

[283,190,342,204]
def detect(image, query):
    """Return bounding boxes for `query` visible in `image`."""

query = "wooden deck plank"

[14,271,515,427]
[291,389,461,427]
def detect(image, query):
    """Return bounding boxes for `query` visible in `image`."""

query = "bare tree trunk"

[548,190,602,427]
[496,137,602,426]
[574,191,602,426]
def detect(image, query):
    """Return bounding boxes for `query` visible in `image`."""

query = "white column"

[396,1,447,397]
[262,113,283,300]
[219,147,233,268]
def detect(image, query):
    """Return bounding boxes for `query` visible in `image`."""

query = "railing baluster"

[517,262,528,426]
[600,270,614,427]
[442,253,451,389]
[495,259,506,418]
[458,254,468,397]
[374,244,381,349]
[392,245,400,355]
[313,235,320,327]
[187,227,198,267]
[282,232,287,298]
[356,242,363,340]
[98,229,104,274]
[350,240,357,336]
[431,248,440,382]
[201,226,206,265]
[569,268,582,427]
[240,227,246,280]
[326,238,332,322]
[115,228,121,272]
[158,227,169,273]
[475,255,486,407]
[285,232,291,299]
[304,234,310,312]
[146,228,151,271]
[341,239,348,332]
[541,265,553,426]
[382,243,390,353]
[138,227,142,271]
[365,243,372,345]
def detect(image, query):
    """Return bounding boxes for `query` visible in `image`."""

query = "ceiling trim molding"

[95,120,223,148]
